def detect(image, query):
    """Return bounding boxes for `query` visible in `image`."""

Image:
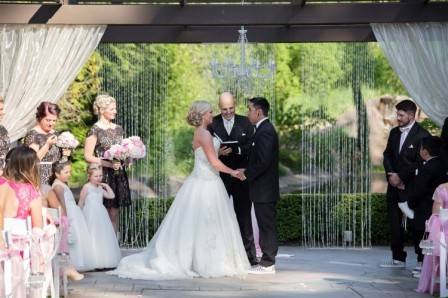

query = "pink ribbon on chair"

[54,216,70,253]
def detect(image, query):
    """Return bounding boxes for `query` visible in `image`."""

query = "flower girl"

[52,161,96,273]
[79,163,121,269]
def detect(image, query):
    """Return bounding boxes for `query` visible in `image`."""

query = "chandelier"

[210,26,276,97]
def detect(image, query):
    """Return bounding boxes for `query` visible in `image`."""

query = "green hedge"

[129,192,391,246]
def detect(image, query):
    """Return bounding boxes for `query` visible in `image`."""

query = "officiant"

[209,91,257,266]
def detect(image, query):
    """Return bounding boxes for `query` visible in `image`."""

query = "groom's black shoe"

[250,260,259,266]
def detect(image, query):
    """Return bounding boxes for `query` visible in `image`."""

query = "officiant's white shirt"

[221,115,242,155]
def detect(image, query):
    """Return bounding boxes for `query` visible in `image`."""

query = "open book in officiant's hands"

[220,140,239,153]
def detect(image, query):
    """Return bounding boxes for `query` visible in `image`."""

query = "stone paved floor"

[69,246,430,297]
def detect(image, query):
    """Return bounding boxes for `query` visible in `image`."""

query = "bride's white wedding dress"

[109,137,250,280]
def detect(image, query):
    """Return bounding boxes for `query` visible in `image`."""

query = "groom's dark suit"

[245,118,279,267]
[383,122,430,262]
[209,114,257,265]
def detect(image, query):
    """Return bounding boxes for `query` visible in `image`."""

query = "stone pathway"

[69,246,430,297]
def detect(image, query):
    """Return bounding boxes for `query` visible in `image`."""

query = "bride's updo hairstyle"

[93,94,116,116]
[186,100,212,127]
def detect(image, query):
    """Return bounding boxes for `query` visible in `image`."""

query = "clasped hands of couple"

[387,172,405,190]
[231,169,246,181]
[219,146,246,181]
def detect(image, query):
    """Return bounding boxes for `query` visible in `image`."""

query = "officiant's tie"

[224,119,233,135]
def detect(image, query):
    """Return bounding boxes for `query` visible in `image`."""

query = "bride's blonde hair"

[186,100,212,127]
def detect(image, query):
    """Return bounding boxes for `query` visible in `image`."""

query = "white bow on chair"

[438,208,448,298]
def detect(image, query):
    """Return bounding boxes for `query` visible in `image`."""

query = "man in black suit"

[439,117,448,168]
[404,136,448,276]
[240,97,279,274]
[382,99,431,268]
[208,92,257,266]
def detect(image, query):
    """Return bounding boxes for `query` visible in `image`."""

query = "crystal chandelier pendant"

[210,26,275,101]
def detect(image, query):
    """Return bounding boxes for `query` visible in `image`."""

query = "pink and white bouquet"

[56,131,80,162]
[121,136,146,159]
[103,136,146,169]
[103,144,130,161]
[56,132,79,149]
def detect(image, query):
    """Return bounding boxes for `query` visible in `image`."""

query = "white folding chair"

[1,230,13,298]
[440,209,448,297]
[44,207,69,298]
[42,207,67,298]
[3,217,35,297]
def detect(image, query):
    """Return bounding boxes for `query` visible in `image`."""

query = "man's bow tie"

[399,126,411,133]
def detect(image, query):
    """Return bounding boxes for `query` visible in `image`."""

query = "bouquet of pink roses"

[56,132,80,162]
[121,136,146,159]
[103,136,146,173]
[103,144,130,162]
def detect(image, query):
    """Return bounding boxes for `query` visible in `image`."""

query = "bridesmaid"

[23,102,62,192]
[0,96,10,175]
[84,94,131,233]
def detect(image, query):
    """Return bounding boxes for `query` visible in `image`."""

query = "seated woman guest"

[84,95,131,233]
[24,102,62,190]
[0,146,43,297]
[0,96,9,175]
[0,146,43,226]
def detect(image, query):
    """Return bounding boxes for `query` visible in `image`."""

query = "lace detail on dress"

[23,129,61,185]
[0,177,39,219]
[87,124,124,158]
[0,125,9,169]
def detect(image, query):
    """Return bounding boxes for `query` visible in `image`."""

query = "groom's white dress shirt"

[255,117,269,130]
[399,120,415,153]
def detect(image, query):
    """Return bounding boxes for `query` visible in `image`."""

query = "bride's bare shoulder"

[196,127,212,139]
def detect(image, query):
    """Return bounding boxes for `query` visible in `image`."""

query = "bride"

[109,100,250,280]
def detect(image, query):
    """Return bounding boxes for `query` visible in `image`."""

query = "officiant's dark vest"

[209,114,254,170]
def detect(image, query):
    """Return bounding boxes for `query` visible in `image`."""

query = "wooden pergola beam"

[102,24,375,43]
[1,2,447,42]
[0,3,448,25]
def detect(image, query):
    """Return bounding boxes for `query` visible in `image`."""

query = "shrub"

[123,192,392,247]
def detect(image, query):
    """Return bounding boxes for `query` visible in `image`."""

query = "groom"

[209,92,258,266]
[239,97,279,274]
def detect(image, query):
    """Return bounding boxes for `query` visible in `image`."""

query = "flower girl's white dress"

[82,183,121,268]
[52,180,96,271]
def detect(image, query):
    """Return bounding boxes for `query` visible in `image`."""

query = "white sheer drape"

[372,23,448,126]
[0,25,106,141]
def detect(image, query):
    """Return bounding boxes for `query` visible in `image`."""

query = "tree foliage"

[57,42,409,182]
